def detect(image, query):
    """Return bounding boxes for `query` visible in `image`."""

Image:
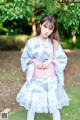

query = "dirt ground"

[0,50,80,112]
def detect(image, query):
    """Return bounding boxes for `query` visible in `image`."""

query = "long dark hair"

[36,15,60,44]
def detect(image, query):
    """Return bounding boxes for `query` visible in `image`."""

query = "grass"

[8,83,80,120]
[61,84,80,120]
[0,51,24,82]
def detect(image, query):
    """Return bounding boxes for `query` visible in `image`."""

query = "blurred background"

[0,0,80,120]
[0,0,80,50]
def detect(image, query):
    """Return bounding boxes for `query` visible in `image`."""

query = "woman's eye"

[49,28,53,30]
[44,25,47,28]
[43,25,52,30]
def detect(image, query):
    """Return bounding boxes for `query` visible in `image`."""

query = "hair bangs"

[43,21,54,30]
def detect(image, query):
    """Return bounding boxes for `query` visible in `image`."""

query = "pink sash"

[33,63,56,79]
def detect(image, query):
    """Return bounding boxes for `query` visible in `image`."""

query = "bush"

[61,37,80,49]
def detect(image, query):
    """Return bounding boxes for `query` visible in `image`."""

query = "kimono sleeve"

[20,40,33,72]
[54,42,68,85]
[54,43,68,72]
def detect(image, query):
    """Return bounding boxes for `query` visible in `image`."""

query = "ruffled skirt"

[16,77,69,113]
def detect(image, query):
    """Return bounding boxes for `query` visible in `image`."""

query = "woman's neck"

[40,34,48,41]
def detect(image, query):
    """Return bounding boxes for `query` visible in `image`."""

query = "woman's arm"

[20,40,33,72]
[53,41,68,85]
[54,43,68,72]
[27,59,34,65]
[28,59,43,69]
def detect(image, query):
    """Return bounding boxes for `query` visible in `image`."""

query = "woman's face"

[40,21,54,39]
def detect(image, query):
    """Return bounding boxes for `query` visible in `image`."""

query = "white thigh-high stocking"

[52,109,60,120]
[27,110,35,120]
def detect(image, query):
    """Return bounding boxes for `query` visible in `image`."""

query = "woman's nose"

[45,28,49,32]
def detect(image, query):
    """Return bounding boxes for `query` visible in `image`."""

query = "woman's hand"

[32,59,43,69]
[42,59,52,69]
[42,58,56,69]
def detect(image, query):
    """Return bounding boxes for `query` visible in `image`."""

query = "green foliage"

[34,0,61,19]
[58,4,80,36]
[0,0,80,38]
[0,0,34,35]
[40,0,60,15]
[61,37,80,49]
[2,19,32,35]
[0,0,34,23]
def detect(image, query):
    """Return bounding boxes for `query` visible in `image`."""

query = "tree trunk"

[31,16,36,37]
[71,34,76,44]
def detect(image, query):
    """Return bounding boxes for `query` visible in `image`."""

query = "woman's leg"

[27,110,35,120]
[52,109,60,120]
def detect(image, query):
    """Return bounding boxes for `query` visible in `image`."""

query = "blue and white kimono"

[16,36,69,113]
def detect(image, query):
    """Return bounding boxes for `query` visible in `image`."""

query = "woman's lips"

[43,33,48,36]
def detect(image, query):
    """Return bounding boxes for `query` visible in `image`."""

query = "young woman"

[16,15,69,120]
